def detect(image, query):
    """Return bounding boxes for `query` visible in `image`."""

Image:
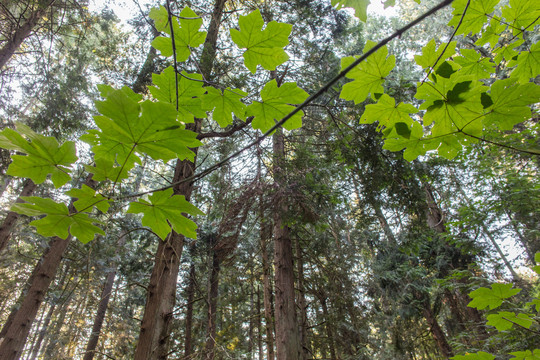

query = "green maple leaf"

[468,283,521,310]
[202,87,247,128]
[127,188,204,240]
[149,66,208,122]
[340,41,395,104]
[486,311,533,331]
[360,94,418,132]
[527,299,540,312]
[510,350,540,360]
[84,158,130,182]
[501,0,540,36]
[0,123,77,188]
[149,5,169,33]
[509,42,540,84]
[12,197,104,243]
[65,185,110,213]
[331,0,370,22]
[151,7,206,62]
[454,49,495,79]
[476,19,506,47]
[246,80,309,133]
[448,0,499,36]
[484,79,540,130]
[414,40,457,70]
[230,9,292,74]
[451,352,495,360]
[383,122,436,161]
[83,87,201,180]
[494,39,523,64]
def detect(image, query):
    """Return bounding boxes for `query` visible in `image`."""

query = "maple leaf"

[448,0,499,36]
[468,283,521,310]
[451,352,495,360]
[484,79,540,130]
[501,0,540,36]
[230,9,292,74]
[510,349,540,360]
[454,49,495,79]
[414,39,457,70]
[0,123,77,188]
[340,41,395,104]
[65,185,110,214]
[509,42,540,84]
[12,197,104,244]
[360,94,418,132]
[151,7,206,62]
[246,80,309,133]
[486,311,533,331]
[202,87,247,128]
[331,0,370,22]
[127,188,204,240]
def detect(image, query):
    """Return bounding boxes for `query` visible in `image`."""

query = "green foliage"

[0,123,77,187]
[340,41,395,104]
[247,80,309,132]
[230,9,292,74]
[468,283,521,310]
[65,185,110,214]
[12,197,104,244]
[127,188,204,240]
[331,0,370,22]
[486,311,533,331]
[202,87,247,128]
[150,6,206,62]
[452,351,495,360]
[510,349,540,360]
[448,0,499,36]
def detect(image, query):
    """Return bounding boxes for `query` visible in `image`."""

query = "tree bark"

[273,126,301,360]
[295,236,309,360]
[183,254,196,359]
[133,1,226,358]
[320,296,336,360]
[203,237,220,360]
[421,297,453,358]
[261,213,275,360]
[0,0,56,69]
[28,303,55,360]
[0,179,36,253]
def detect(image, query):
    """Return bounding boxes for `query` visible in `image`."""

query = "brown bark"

[273,126,301,360]
[183,258,196,359]
[421,298,453,358]
[0,235,71,359]
[28,303,55,360]
[257,286,263,360]
[133,1,226,358]
[83,235,126,360]
[0,178,36,253]
[0,0,56,69]
[261,216,275,360]
[320,296,336,360]
[203,237,221,360]
[296,236,308,360]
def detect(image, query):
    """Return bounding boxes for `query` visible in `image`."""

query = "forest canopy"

[0,0,539,359]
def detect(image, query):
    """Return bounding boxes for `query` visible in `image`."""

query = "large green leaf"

[451,352,495,360]
[82,87,201,181]
[127,188,204,240]
[448,0,499,36]
[501,0,540,36]
[509,42,540,84]
[149,66,208,122]
[230,9,292,74]
[331,0,370,22]
[414,40,457,70]
[468,283,521,310]
[246,80,309,133]
[340,41,395,104]
[65,185,110,214]
[151,7,206,62]
[12,197,104,243]
[360,94,418,133]
[484,79,540,130]
[0,123,77,187]
[203,87,247,128]
[454,49,495,79]
[486,311,533,331]
[383,122,436,161]
[510,349,540,360]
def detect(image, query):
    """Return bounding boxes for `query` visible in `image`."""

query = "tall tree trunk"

[134,2,227,358]
[257,285,263,360]
[272,126,300,360]
[83,234,127,360]
[248,277,254,360]
[28,303,55,360]
[0,179,36,253]
[421,296,453,358]
[183,250,197,359]
[0,235,71,359]
[203,237,221,360]
[0,0,56,69]
[261,216,275,360]
[295,236,308,360]
[320,296,336,360]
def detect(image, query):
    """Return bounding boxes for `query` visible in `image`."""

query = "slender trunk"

[421,297,453,358]
[295,237,308,360]
[505,211,536,264]
[257,286,263,360]
[28,303,55,360]
[248,278,254,360]
[83,234,127,360]
[320,296,336,360]
[261,220,275,360]
[0,0,56,69]
[26,302,46,358]
[203,237,220,360]
[183,256,196,359]
[273,126,300,360]
[0,179,36,253]
[134,2,226,358]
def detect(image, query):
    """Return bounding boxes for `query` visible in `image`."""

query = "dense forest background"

[0,0,539,359]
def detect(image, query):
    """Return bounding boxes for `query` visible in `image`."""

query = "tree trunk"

[28,303,55,360]
[257,285,263,360]
[0,0,56,69]
[0,235,71,359]
[83,234,126,360]
[295,236,308,360]
[273,126,301,360]
[261,216,275,360]
[183,255,196,359]
[0,179,36,253]
[133,1,226,357]
[421,298,453,358]
[320,296,336,360]
[203,237,220,360]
